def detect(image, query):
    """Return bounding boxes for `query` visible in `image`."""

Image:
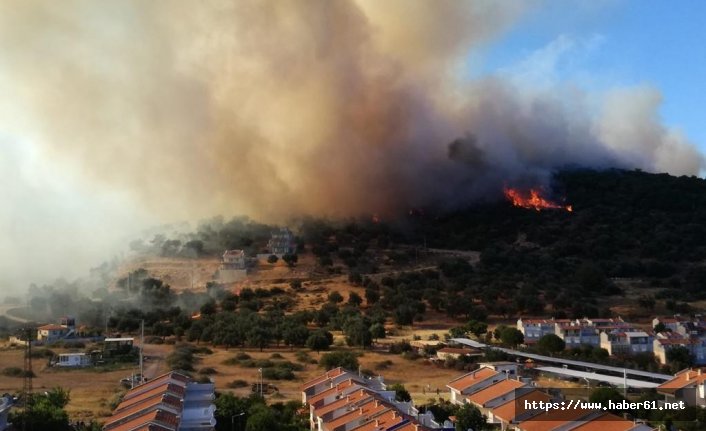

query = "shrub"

[360,368,375,377]
[262,367,295,380]
[30,348,55,359]
[235,352,251,360]
[227,379,248,389]
[191,346,213,355]
[402,351,421,361]
[198,367,218,375]
[388,341,412,354]
[295,350,311,363]
[270,353,284,359]
[374,360,393,370]
[145,336,164,345]
[240,359,274,368]
[222,357,239,366]
[319,351,359,370]
[2,367,33,378]
[62,341,86,349]
[166,345,198,371]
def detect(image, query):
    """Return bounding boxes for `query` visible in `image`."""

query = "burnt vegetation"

[403,168,706,315]
[5,168,706,368]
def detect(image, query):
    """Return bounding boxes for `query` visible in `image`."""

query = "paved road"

[0,304,29,323]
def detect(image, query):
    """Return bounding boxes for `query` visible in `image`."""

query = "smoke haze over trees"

[0,1,704,292]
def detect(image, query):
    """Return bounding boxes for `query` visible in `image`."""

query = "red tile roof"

[466,379,524,407]
[569,413,638,431]
[323,399,387,431]
[491,389,551,423]
[302,367,346,390]
[103,372,205,431]
[517,408,591,431]
[37,324,66,331]
[657,368,706,393]
[447,368,498,392]
[308,379,356,406]
[349,409,404,431]
[313,389,373,417]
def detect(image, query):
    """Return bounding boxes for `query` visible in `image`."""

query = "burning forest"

[503,187,573,212]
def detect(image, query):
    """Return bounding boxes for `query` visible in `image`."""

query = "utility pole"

[623,369,627,398]
[22,327,33,431]
[140,320,145,384]
[258,368,263,398]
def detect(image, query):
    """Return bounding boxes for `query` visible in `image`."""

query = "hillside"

[114,168,706,322]
[392,169,706,318]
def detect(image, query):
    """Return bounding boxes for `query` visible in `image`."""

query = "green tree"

[365,288,380,305]
[306,330,333,353]
[499,327,524,347]
[344,318,372,348]
[214,393,254,431]
[653,322,667,333]
[449,326,467,339]
[589,388,625,412]
[390,383,411,402]
[10,388,72,431]
[666,346,694,373]
[536,334,566,354]
[370,323,386,341]
[455,403,486,431]
[466,320,488,339]
[393,303,416,325]
[319,351,359,370]
[348,292,363,307]
[200,299,217,316]
[282,324,310,348]
[328,291,344,303]
[247,326,272,351]
[245,404,279,431]
[267,254,279,264]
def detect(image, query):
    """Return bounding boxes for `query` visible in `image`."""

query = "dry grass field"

[0,342,170,421]
[0,252,481,422]
[195,344,462,405]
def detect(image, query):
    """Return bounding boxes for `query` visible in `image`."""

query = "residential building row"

[301,367,446,431]
[518,316,706,365]
[446,362,654,431]
[302,364,656,431]
[652,316,706,365]
[102,371,216,431]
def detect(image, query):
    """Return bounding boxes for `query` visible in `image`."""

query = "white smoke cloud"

[0,0,702,291]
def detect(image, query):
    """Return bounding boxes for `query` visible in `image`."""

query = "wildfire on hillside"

[504,188,572,212]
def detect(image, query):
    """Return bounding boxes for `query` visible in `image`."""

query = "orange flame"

[504,188,572,212]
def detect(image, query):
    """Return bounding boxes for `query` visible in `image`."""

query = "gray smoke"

[0,0,703,290]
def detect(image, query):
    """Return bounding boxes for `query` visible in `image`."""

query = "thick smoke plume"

[0,0,703,225]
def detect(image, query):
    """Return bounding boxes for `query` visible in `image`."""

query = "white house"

[37,324,69,342]
[219,249,248,282]
[554,321,600,348]
[222,249,246,269]
[600,330,652,355]
[55,353,92,367]
[516,318,560,344]
[36,316,76,342]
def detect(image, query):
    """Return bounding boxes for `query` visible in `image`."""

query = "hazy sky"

[474,1,706,153]
[0,0,704,292]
